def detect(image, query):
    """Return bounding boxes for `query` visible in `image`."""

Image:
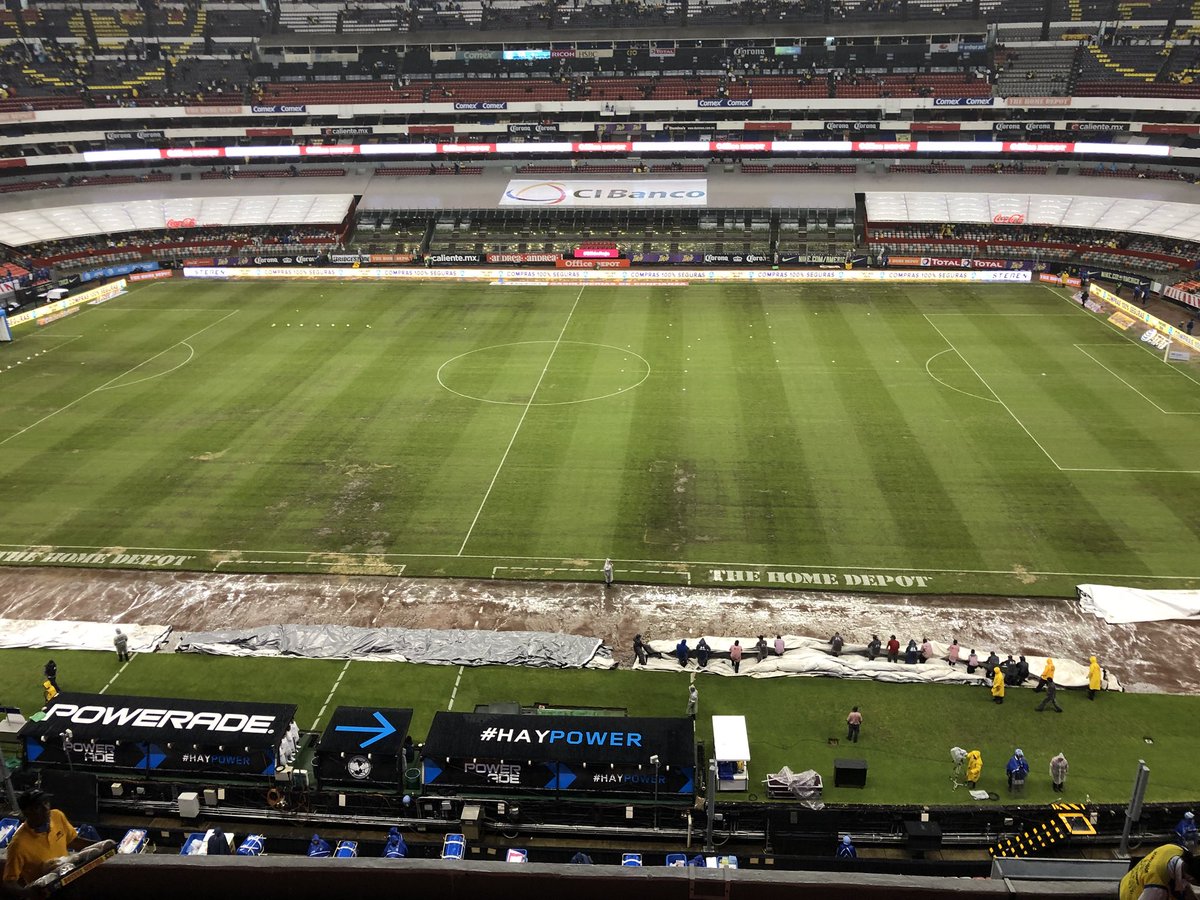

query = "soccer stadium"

[0,0,1199,896]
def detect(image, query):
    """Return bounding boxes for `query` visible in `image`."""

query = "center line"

[457,286,586,555]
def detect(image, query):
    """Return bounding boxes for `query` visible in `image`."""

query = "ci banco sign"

[500,179,709,208]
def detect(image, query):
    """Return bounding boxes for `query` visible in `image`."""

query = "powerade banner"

[421,712,694,796]
[316,707,412,788]
[79,261,160,283]
[501,179,708,209]
[20,693,295,778]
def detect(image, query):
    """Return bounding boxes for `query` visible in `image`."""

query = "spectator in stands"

[696,637,711,668]
[866,635,881,661]
[947,640,960,666]
[886,635,900,664]
[755,636,769,663]
[836,835,857,859]
[729,640,743,673]
[675,638,689,668]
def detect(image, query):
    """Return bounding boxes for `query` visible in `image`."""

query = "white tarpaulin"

[641,635,1118,691]
[500,179,708,208]
[0,619,170,653]
[1078,584,1200,624]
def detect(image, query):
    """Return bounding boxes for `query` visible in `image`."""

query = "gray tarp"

[176,624,613,669]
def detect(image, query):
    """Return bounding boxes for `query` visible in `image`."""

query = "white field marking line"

[1059,465,1200,474]
[311,659,352,731]
[1,541,1198,582]
[924,347,1000,404]
[447,665,465,711]
[99,657,133,695]
[0,310,238,448]
[457,285,586,556]
[1042,284,1200,390]
[1074,344,1199,415]
[923,313,1064,470]
[494,565,691,582]
[95,341,194,393]
[215,560,406,573]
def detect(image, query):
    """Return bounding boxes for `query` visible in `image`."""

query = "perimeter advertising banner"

[20,693,296,779]
[500,179,708,209]
[315,707,412,789]
[421,712,695,796]
[7,279,127,327]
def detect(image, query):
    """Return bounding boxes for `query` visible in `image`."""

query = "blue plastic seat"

[621,853,642,866]
[442,833,466,860]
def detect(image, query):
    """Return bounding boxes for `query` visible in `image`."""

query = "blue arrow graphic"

[137,744,167,770]
[334,711,396,749]
[678,767,694,794]
[26,738,43,762]
[545,764,576,790]
[423,759,442,783]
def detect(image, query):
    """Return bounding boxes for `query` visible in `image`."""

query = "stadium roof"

[865,192,1200,242]
[0,193,355,246]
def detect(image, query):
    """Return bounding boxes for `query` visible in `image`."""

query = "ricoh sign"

[500,179,708,208]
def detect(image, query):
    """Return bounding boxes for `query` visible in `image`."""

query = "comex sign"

[500,179,708,208]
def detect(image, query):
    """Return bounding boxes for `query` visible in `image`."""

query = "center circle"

[437,341,651,406]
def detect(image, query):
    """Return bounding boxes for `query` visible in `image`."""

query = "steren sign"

[711,568,933,588]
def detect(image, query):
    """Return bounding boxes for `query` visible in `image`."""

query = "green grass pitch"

[2,649,1197,805]
[2,277,1199,596]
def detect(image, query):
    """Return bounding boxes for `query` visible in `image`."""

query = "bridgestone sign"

[500,179,708,208]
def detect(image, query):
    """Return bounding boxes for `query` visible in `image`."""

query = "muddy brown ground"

[2,566,1198,694]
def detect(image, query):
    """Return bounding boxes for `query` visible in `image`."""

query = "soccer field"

[2,277,1198,597]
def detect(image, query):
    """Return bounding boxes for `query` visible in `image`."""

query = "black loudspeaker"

[904,820,943,852]
[833,758,867,788]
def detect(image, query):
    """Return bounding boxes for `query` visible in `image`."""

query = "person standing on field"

[114,628,130,663]
[990,666,1006,704]
[1088,656,1103,700]
[603,558,614,587]
[846,707,862,743]
[43,660,58,691]
[1050,752,1069,793]
[686,683,698,720]
[729,640,743,673]
[1036,677,1063,713]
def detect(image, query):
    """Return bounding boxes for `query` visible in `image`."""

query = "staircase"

[990,803,1096,859]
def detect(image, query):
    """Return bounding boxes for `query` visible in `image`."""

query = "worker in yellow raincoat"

[1088,656,1103,700]
[1035,658,1055,692]
[966,750,983,788]
[991,666,1005,704]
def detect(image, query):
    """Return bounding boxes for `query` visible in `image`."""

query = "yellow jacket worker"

[2,789,91,895]
[1088,656,1103,700]
[965,750,982,787]
[1120,843,1199,900]
[991,666,1005,704]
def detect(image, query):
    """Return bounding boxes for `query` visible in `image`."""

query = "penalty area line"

[311,659,352,731]
[447,665,465,711]
[99,657,134,695]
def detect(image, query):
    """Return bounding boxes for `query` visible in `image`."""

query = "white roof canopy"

[0,193,355,246]
[865,192,1200,243]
